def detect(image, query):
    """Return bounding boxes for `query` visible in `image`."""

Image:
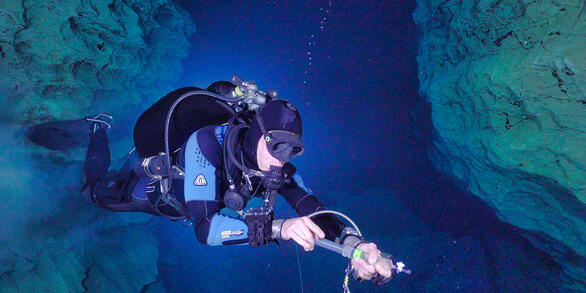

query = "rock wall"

[0,0,195,291]
[1,0,195,124]
[413,0,585,289]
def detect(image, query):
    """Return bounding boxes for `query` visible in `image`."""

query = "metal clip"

[183,218,193,227]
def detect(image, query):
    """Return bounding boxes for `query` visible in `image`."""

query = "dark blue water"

[146,1,562,292]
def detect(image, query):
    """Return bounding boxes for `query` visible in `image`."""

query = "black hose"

[225,123,256,175]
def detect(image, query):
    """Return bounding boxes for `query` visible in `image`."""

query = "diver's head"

[243,100,304,171]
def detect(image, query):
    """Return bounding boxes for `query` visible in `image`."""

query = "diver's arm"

[277,170,393,284]
[278,172,346,242]
[185,200,250,246]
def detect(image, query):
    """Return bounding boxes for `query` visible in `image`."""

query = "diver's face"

[257,136,284,172]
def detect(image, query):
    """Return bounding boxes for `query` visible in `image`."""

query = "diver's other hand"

[280,216,325,251]
[352,242,393,280]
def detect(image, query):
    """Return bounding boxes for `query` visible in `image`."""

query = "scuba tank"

[133,76,276,158]
[133,87,234,158]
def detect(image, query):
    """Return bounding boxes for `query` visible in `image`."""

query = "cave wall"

[413,0,585,289]
[0,0,195,291]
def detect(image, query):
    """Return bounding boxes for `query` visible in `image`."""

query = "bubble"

[301,1,335,90]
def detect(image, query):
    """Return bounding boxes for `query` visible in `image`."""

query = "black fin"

[25,114,106,151]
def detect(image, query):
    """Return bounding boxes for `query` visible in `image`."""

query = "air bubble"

[301,1,334,89]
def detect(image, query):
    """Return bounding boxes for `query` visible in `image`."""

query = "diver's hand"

[281,217,326,251]
[352,242,393,280]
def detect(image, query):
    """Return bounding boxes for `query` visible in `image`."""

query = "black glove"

[353,269,392,286]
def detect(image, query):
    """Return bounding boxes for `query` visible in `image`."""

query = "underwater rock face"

[0,0,195,123]
[0,0,194,291]
[413,0,585,289]
[0,220,159,292]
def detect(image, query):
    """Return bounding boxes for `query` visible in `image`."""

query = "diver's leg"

[81,115,112,199]
[80,116,160,214]
[83,147,143,212]
[81,114,117,206]
[80,119,148,213]
[91,169,140,212]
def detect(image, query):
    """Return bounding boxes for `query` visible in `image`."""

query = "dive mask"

[256,112,305,162]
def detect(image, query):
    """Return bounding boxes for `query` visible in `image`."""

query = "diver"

[27,76,393,286]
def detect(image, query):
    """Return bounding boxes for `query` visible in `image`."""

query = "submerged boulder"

[414,0,585,289]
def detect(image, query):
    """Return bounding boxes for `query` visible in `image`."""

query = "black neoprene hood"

[242,100,303,168]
